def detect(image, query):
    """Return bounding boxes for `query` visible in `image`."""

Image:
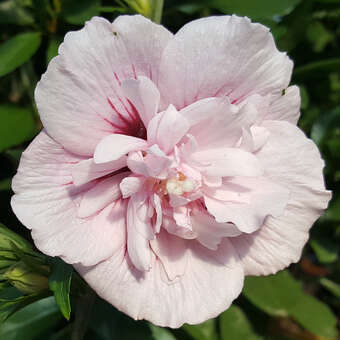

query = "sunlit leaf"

[243,271,338,337]
[290,294,337,338]
[220,305,263,340]
[0,32,41,77]
[48,258,73,320]
[243,271,301,317]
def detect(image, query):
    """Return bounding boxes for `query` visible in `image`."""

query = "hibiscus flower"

[11,15,331,327]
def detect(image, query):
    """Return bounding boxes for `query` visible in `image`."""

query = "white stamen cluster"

[166,177,195,196]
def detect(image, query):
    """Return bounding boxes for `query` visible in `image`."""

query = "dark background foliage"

[0,0,339,339]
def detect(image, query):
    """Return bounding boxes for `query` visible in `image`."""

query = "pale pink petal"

[75,238,244,327]
[126,149,170,178]
[191,148,263,177]
[78,172,127,218]
[150,105,189,154]
[173,206,192,228]
[72,157,127,186]
[151,193,162,233]
[121,76,160,127]
[126,192,154,271]
[36,16,172,155]
[94,134,147,163]
[120,175,144,198]
[266,86,300,124]
[240,126,270,152]
[150,229,188,281]
[162,216,197,239]
[191,210,241,250]
[231,121,331,275]
[158,15,292,109]
[182,98,257,149]
[204,177,290,233]
[11,132,126,265]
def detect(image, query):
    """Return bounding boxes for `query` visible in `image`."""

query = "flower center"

[166,177,195,196]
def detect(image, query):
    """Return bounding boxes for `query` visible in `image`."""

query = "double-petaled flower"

[11,15,331,327]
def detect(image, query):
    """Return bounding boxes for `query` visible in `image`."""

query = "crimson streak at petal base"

[11,15,331,327]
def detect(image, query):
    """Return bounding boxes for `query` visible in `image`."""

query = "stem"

[151,0,164,24]
[71,287,96,340]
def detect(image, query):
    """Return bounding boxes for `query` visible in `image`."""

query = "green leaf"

[149,324,177,340]
[0,0,34,26]
[46,36,62,64]
[212,0,301,20]
[306,21,334,53]
[0,105,36,152]
[310,237,338,264]
[0,296,62,340]
[243,271,302,317]
[0,32,41,77]
[88,297,154,340]
[243,271,338,338]
[0,223,33,252]
[61,0,100,25]
[183,319,217,340]
[220,306,263,340]
[0,179,11,192]
[0,290,47,323]
[294,59,340,80]
[290,294,337,339]
[320,278,340,299]
[48,258,73,320]
[311,107,340,146]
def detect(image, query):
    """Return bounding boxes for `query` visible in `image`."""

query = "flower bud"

[4,262,49,294]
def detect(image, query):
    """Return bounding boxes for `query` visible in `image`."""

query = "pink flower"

[11,15,331,327]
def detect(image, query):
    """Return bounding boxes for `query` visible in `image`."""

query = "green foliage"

[243,271,338,338]
[48,258,73,320]
[0,105,36,152]
[220,306,263,340]
[212,0,301,20]
[183,319,218,340]
[0,296,62,340]
[0,32,41,77]
[150,324,177,340]
[0,0,339,339]
[61,0,100,25]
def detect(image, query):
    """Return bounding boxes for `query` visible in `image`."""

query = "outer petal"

[158,15,292,109]
[231,121,331,275]
[36,15,172,155]
[266,86,300,124]
[75,237,244,328]
[11,131,126,266]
